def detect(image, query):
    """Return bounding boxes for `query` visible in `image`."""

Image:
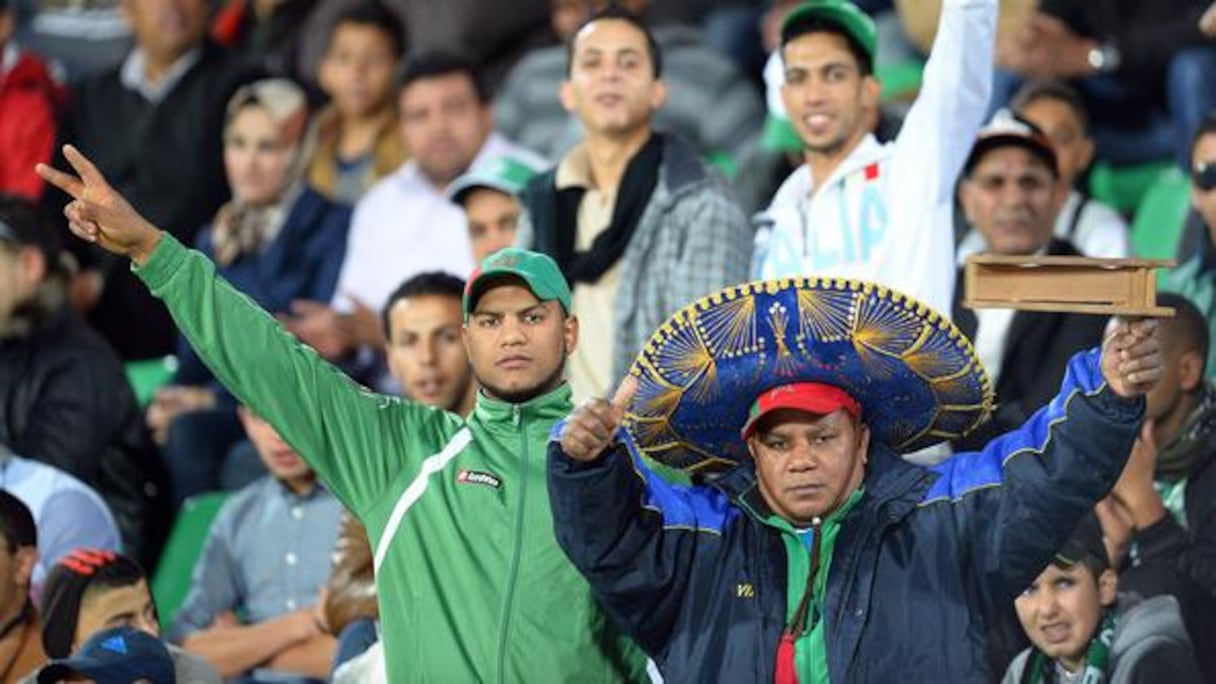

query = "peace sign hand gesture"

[36,145,163,265]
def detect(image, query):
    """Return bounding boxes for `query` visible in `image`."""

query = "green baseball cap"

[447,155,538,206]
[462,248,572,318]
[780,0,877,66]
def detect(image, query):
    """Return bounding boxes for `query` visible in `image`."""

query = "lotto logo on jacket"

[456,469,502,490]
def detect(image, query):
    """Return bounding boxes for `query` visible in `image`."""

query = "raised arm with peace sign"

[34,144,653,683]
[37,145,164,264]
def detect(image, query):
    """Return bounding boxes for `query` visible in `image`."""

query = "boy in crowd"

[1004,515,1202,682]
[37,549,219,682]
[308,1,408,204]
[0,492,46,680]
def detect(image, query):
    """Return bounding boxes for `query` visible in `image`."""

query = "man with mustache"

[551,275,1161,682]
[36,145,648,682]
[952,110,1108,451]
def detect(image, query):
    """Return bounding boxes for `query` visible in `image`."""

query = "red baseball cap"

[740,382,861,441]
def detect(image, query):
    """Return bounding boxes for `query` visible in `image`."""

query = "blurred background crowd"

[1,0,1216,681]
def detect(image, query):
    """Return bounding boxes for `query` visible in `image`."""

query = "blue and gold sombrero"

[624,278,995,472]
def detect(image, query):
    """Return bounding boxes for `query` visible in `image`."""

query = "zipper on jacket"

[791,517,823,635]
[496,404,528,683]
[776,518,822,684]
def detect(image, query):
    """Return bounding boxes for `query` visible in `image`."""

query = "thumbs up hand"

[559,376,638,462]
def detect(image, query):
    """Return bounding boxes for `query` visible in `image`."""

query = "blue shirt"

[0,454,121,593]
[168,475,342,642]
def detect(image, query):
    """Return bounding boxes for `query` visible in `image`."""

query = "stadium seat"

[877,58,925,102]
[1089,160,1176,215]
[1130,168,1191,260]
[124,355,178,406]
[152,491,231,630]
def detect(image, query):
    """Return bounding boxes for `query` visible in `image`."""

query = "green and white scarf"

[1022,610,1116,684]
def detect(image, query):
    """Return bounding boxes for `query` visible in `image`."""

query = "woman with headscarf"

[147,78,354,507]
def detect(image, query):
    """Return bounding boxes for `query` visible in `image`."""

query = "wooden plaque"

[962,255,1176,317]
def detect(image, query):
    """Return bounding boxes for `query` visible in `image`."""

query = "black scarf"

[542,132,664,284]
[1157,382,1216,480]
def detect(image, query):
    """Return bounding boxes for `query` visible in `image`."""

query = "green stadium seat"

[1130,169,1192,261]
[124,355,178,406]
[152,491,231,630]
[1088,160,1176,215]
[877,58,925,101]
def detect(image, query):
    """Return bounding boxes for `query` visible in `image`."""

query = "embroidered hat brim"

[624,277,994,472]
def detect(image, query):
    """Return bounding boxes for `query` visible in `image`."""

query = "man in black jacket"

[550,270,1160,682]
[0,196,169,567]
[953,111,1108,451]
[1102,292,1216,679]
[50,0,252,360]
[994,0,1216,168]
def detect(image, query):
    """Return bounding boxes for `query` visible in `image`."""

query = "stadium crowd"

[1,0,1215,681]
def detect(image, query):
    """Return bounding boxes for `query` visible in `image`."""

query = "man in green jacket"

[36,147,648,682]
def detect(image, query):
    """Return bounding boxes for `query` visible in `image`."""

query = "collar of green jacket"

[472,382,573,429]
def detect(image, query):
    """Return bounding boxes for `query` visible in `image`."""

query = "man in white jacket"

[752,0,996,317]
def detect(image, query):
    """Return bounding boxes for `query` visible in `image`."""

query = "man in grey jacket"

[518,5,752,403]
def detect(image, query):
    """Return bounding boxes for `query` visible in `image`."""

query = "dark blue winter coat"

[548,350,1143,683]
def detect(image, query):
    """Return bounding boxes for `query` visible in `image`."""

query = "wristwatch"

[1087,43,1122,73]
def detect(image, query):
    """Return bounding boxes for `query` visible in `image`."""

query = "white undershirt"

[973,307,1017,386]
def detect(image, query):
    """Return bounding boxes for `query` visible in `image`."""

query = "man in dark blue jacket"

[549,278,1161,683]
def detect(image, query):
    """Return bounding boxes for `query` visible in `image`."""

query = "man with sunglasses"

[1163,113,1216,381]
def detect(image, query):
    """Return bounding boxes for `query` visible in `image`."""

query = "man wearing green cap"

[35,146,649,682]
[447,155,539,264]
[753,0,996,318]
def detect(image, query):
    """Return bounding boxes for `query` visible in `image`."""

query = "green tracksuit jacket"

[136,235,647,682]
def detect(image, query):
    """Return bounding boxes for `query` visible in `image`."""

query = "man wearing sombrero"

[552,277,1161,682]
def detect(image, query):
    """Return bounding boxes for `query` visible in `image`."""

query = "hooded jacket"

[1002,594,1203,684]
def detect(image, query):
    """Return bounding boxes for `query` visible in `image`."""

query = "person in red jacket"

[0,0,61,201]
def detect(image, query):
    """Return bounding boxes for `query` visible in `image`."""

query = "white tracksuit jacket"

[752,0,997,318]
